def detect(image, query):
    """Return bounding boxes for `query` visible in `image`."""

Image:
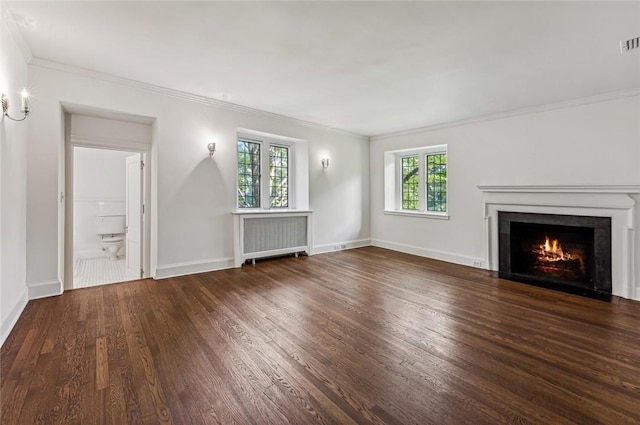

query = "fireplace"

[498,212,612,300]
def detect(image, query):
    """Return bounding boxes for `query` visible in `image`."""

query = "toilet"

[97,215,125,261]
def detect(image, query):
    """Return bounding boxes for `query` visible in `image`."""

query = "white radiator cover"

[232,211,313,267]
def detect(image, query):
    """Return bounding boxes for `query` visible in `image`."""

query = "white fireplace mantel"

[478,185,640,300]
[477,185,640,194]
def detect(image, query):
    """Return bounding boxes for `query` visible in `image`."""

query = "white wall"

[1,22,29,345]
[25,61,370,292]
[73,147,130,257]
[370,95,640,288]
[70,114,153,145]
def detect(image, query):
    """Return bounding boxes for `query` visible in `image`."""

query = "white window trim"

[384,144,449,219]
[237,135,296,210]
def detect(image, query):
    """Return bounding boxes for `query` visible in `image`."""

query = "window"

[384,145,448,217]
[426,153,447,212]
[401,155,420,210]
[269,145,289,208]
[237,137,291,209]
[237,140,261,208]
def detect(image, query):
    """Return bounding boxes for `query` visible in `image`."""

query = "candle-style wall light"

[2,89,30,121]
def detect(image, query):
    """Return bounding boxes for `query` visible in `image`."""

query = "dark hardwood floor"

[2,247,639,424]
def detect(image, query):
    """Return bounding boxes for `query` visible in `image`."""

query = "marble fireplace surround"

[478,185,640,300]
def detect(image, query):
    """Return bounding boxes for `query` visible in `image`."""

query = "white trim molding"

[28,280,63,300]
[68,134,151,153]
[383,210,450,220]
[371,90,640,140]
[1,290,28,347]
[371,239,484,269]
[313,239,371,255]
[478,185,639,300]
[154,257,235,280]
[29,58,364,138]
[477,185,640,194]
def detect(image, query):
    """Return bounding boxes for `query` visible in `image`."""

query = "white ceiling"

[5,1,640,136]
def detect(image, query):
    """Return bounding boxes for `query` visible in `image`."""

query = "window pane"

[269,145,289,208]
[401,156,419,210]
[426,153,447,212]
[237,140,261,208]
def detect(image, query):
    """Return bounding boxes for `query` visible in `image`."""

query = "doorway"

[62,108,154,291]
[70,146,145,289]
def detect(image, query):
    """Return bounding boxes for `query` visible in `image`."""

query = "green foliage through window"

[426,153,447,212]
[401,156,419,210]
[269,145,289,208]
[396,148,447,213]
[237,139,291,209]
[237,140,261,208]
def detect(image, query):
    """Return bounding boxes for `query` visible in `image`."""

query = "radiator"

[232,211,313,266]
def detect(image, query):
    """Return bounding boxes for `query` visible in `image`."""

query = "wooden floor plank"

[2,247,639,424]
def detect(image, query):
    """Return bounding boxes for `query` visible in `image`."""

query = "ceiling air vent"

[620,36,640,53]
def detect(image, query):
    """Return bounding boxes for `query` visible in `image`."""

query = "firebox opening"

[510,222,594,286]
[498,212,612,300]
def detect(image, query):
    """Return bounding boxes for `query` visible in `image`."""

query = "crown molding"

[1,8,33,63]
[370,88,640,141]
[28,57,367,139]
[26,58,639,142]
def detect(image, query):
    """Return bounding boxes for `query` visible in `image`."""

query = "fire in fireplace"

[533,236,586,279]
[499,212,611,300]
[532,236,585,279]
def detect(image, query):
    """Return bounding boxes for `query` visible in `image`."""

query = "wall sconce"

[2,89,30,121]
[207,142,216,158]
[321,158,330,169]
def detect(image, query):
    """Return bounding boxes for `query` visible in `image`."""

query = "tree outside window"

[237,139,290,209]
[389,146,447,215]
[426,153,447,212]
[237,140,261,208]
[402,156,420,210]
[269,145,288,208]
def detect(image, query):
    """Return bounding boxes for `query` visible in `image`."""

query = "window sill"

[232,209,313,215]
[383,210,450,220]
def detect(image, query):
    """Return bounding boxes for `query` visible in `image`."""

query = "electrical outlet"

[340,244,347,249]
[473,260,482,267]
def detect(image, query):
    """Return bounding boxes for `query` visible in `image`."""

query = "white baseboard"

[155,257,235,279]
[371,239,484,268]
[312,238,371,255]
[1,289,28,348]
[28,280,63,300]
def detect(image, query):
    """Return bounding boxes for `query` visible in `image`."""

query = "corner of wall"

[154,257,235,279]
[1,9,30,349]
[0,289,28,347]
[312,238,371,255]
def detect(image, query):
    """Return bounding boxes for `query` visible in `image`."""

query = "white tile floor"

[73,257,136,288]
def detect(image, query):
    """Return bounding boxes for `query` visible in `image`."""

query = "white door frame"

[64,141,151,290]
[125,153,143,280]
